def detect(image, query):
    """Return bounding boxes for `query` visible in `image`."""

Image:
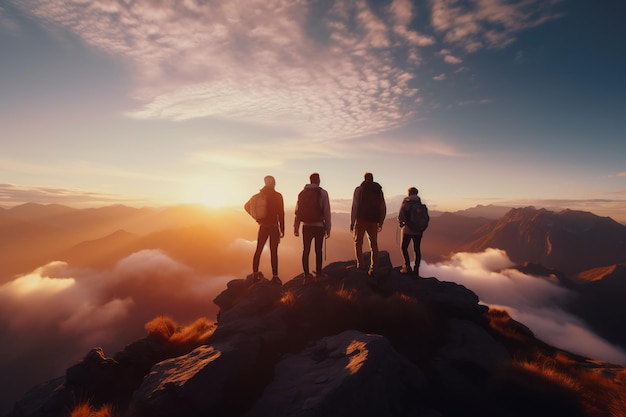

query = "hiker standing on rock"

[294,172,332,281]
[350,172,386,276]
[398,187,429,277]
[244,175,285,285]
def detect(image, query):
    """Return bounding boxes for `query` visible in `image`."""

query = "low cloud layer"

[2,246,624,414]
[0,249,232,414]
[422,248,626,365]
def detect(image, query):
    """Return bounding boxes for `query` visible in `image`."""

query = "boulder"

[244,330,428,417]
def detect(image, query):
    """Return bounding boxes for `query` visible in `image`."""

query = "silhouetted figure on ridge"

[398,187,429,277]
[244,175,285,285]
[294,172,332,282]
[350,172,386,276]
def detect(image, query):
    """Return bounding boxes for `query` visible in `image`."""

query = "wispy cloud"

[0,4,21,34]
[0,183,143,207]
[431,0,562,52]
[438,49,463,65]
[11,0,562,144]
[339,134,470,158]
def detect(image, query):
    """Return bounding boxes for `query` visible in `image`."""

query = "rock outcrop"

[8,252,626,417]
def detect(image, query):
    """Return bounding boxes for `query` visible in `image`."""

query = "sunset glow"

[0,1,624,221]
[1,4,626,412]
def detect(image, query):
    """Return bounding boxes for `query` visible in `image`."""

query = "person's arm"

[294,196,301,236]
[276,193,285,237]
[350,187,359,231]
[322,189,331,237]
[398,201,405,226]
[379,188,387,228]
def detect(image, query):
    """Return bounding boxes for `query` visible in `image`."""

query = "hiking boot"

[303,273,313,284]
[400,266,412,274]
[271,276,282,285]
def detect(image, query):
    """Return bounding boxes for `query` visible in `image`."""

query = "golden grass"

[144,315,215,353]
[280,290,295,306]
[144,315,177,341]
[69,402,113,417]
[169,317,215,346]
[493,350,626,417]
[487,308,534,344]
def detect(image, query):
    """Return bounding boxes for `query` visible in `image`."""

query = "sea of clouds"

[1,247,625,414]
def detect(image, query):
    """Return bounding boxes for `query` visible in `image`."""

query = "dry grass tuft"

[145,315,177,341]
[69,402,113,417]
[144,315,215,354]
[493,350,626,416]
[280,290,295,306]
[487,308,534,344]
[169,317,215,347]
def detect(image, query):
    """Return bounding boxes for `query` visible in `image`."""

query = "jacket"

[294,183,332,235]
[245,186,285,234]
[398,195,425,235]
[351,180,386,226]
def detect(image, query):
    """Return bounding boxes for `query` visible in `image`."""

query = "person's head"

[364,172,374,182]
[408,187,418,196]
[264,175,276,188]
[310,172,320,185]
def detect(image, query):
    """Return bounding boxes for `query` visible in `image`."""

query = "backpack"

[296,187,323,223]
[358,182,383,222]
[405,201,429,233]
[247,192,268,221]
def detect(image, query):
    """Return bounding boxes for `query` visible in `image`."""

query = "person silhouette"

[244,175,285,285]
[398,187,429,277]
[294,173,331,281]
[350,172,386,276]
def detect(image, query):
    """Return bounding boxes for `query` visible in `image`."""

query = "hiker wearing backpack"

[294,172,332,280]
[398,187,429,277]
[350,172,386,276]
[244,175,285,285]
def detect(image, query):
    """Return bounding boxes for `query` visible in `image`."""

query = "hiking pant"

[253,224,280,276]
[401,230,422,274]
[354,220,379,272]
[302,225,324,275]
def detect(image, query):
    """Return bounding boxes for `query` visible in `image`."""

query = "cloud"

[342,135,470,158]
[0,249,233,413]
[422,249,626,365]
[433,73,446,81]
[13,0,422,141]
[10,0,562,149]
[0,4,22,34]
[430,0,562,52]
[0,183,143,207]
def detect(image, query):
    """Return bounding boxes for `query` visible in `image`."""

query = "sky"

[1,0,625,221]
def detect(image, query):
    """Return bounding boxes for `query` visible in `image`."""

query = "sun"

[179,178,244,209]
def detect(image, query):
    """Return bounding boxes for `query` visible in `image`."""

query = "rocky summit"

[8,252,626,417]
